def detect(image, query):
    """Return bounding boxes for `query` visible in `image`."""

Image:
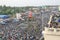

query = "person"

[58,18,60,22]
[48,14,54,27]
[28,11,33,21]
[28,11,32,18]
[2,36,7,40]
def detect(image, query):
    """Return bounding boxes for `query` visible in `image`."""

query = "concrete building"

[43,27,60,40]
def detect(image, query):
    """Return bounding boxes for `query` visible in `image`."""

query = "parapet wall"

[43,27,60,40]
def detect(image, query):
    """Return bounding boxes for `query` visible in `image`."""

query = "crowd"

[0,12,42,40]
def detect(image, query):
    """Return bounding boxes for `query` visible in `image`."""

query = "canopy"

[0,15,9,19]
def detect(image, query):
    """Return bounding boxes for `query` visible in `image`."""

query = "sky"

[0,0,60,7]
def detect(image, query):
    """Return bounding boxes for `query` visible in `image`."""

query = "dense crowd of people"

[0,12,42,40]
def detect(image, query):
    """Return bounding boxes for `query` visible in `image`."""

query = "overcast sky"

[0,0,60,7]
